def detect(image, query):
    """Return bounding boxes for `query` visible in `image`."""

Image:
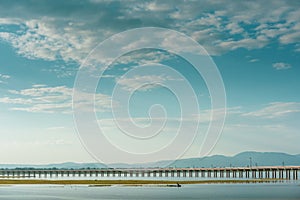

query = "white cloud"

[0,97,33,104]
[144,1,173,12]
[0,18,102,63]
[272,62,291,70]
[193,107,241,123]
[0,1,299,63]
[242,102,300,119]
[0,85,112,114]
[0,17,20,25]
[116,75,182,92]
[32,84,47,88]
[249,59,259,63]
[217,36,268,51]
[225,22,244,35]
[0,73,10,84]
[278,21,300,44]
[113,50,175,67]
[0,74,10,79]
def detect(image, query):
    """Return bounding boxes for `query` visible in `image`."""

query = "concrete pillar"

[165,171,168,177]
[226,170,230,178]
[177,171,180,177]
[239,170,244,178]
[260,170,263,179]
[159,171,163,177]
[201,170,205,178]
[171,171,175,177]
[189,171,193,177]
[279,170,283,179]
[286,170,290,180]
[214,170,217,178]
[272,170,276,179]
[252,170,256,179]
[208,171,211,178]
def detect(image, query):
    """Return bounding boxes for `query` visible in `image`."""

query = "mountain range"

[1,151,299,169]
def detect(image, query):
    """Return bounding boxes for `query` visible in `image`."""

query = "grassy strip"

[0,179,283,185]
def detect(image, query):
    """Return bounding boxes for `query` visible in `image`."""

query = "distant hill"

[0,162,106,170]
[166,151,300,168]
[0,151,299,169]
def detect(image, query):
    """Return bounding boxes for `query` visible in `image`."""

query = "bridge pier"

[252,170,256,178]
[189,171,193,177]
[226,170,230,178]
[293,170,298,180]
[245,170,249,178]
[286,170,290,180]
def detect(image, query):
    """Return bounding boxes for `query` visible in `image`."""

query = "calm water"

[0,183,299,200]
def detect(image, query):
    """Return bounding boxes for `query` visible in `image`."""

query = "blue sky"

[0,0,299,164]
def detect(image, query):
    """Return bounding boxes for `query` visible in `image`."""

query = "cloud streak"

[242,102,300,119]
[0,85,112,114]
[0,73,10,83]
[272,62,291,70]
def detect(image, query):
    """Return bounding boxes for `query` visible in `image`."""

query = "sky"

[0,0,299,165]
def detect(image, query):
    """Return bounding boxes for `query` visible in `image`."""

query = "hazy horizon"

[0,151,299,166]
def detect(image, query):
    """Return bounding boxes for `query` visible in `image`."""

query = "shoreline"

[0,179,286,186]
